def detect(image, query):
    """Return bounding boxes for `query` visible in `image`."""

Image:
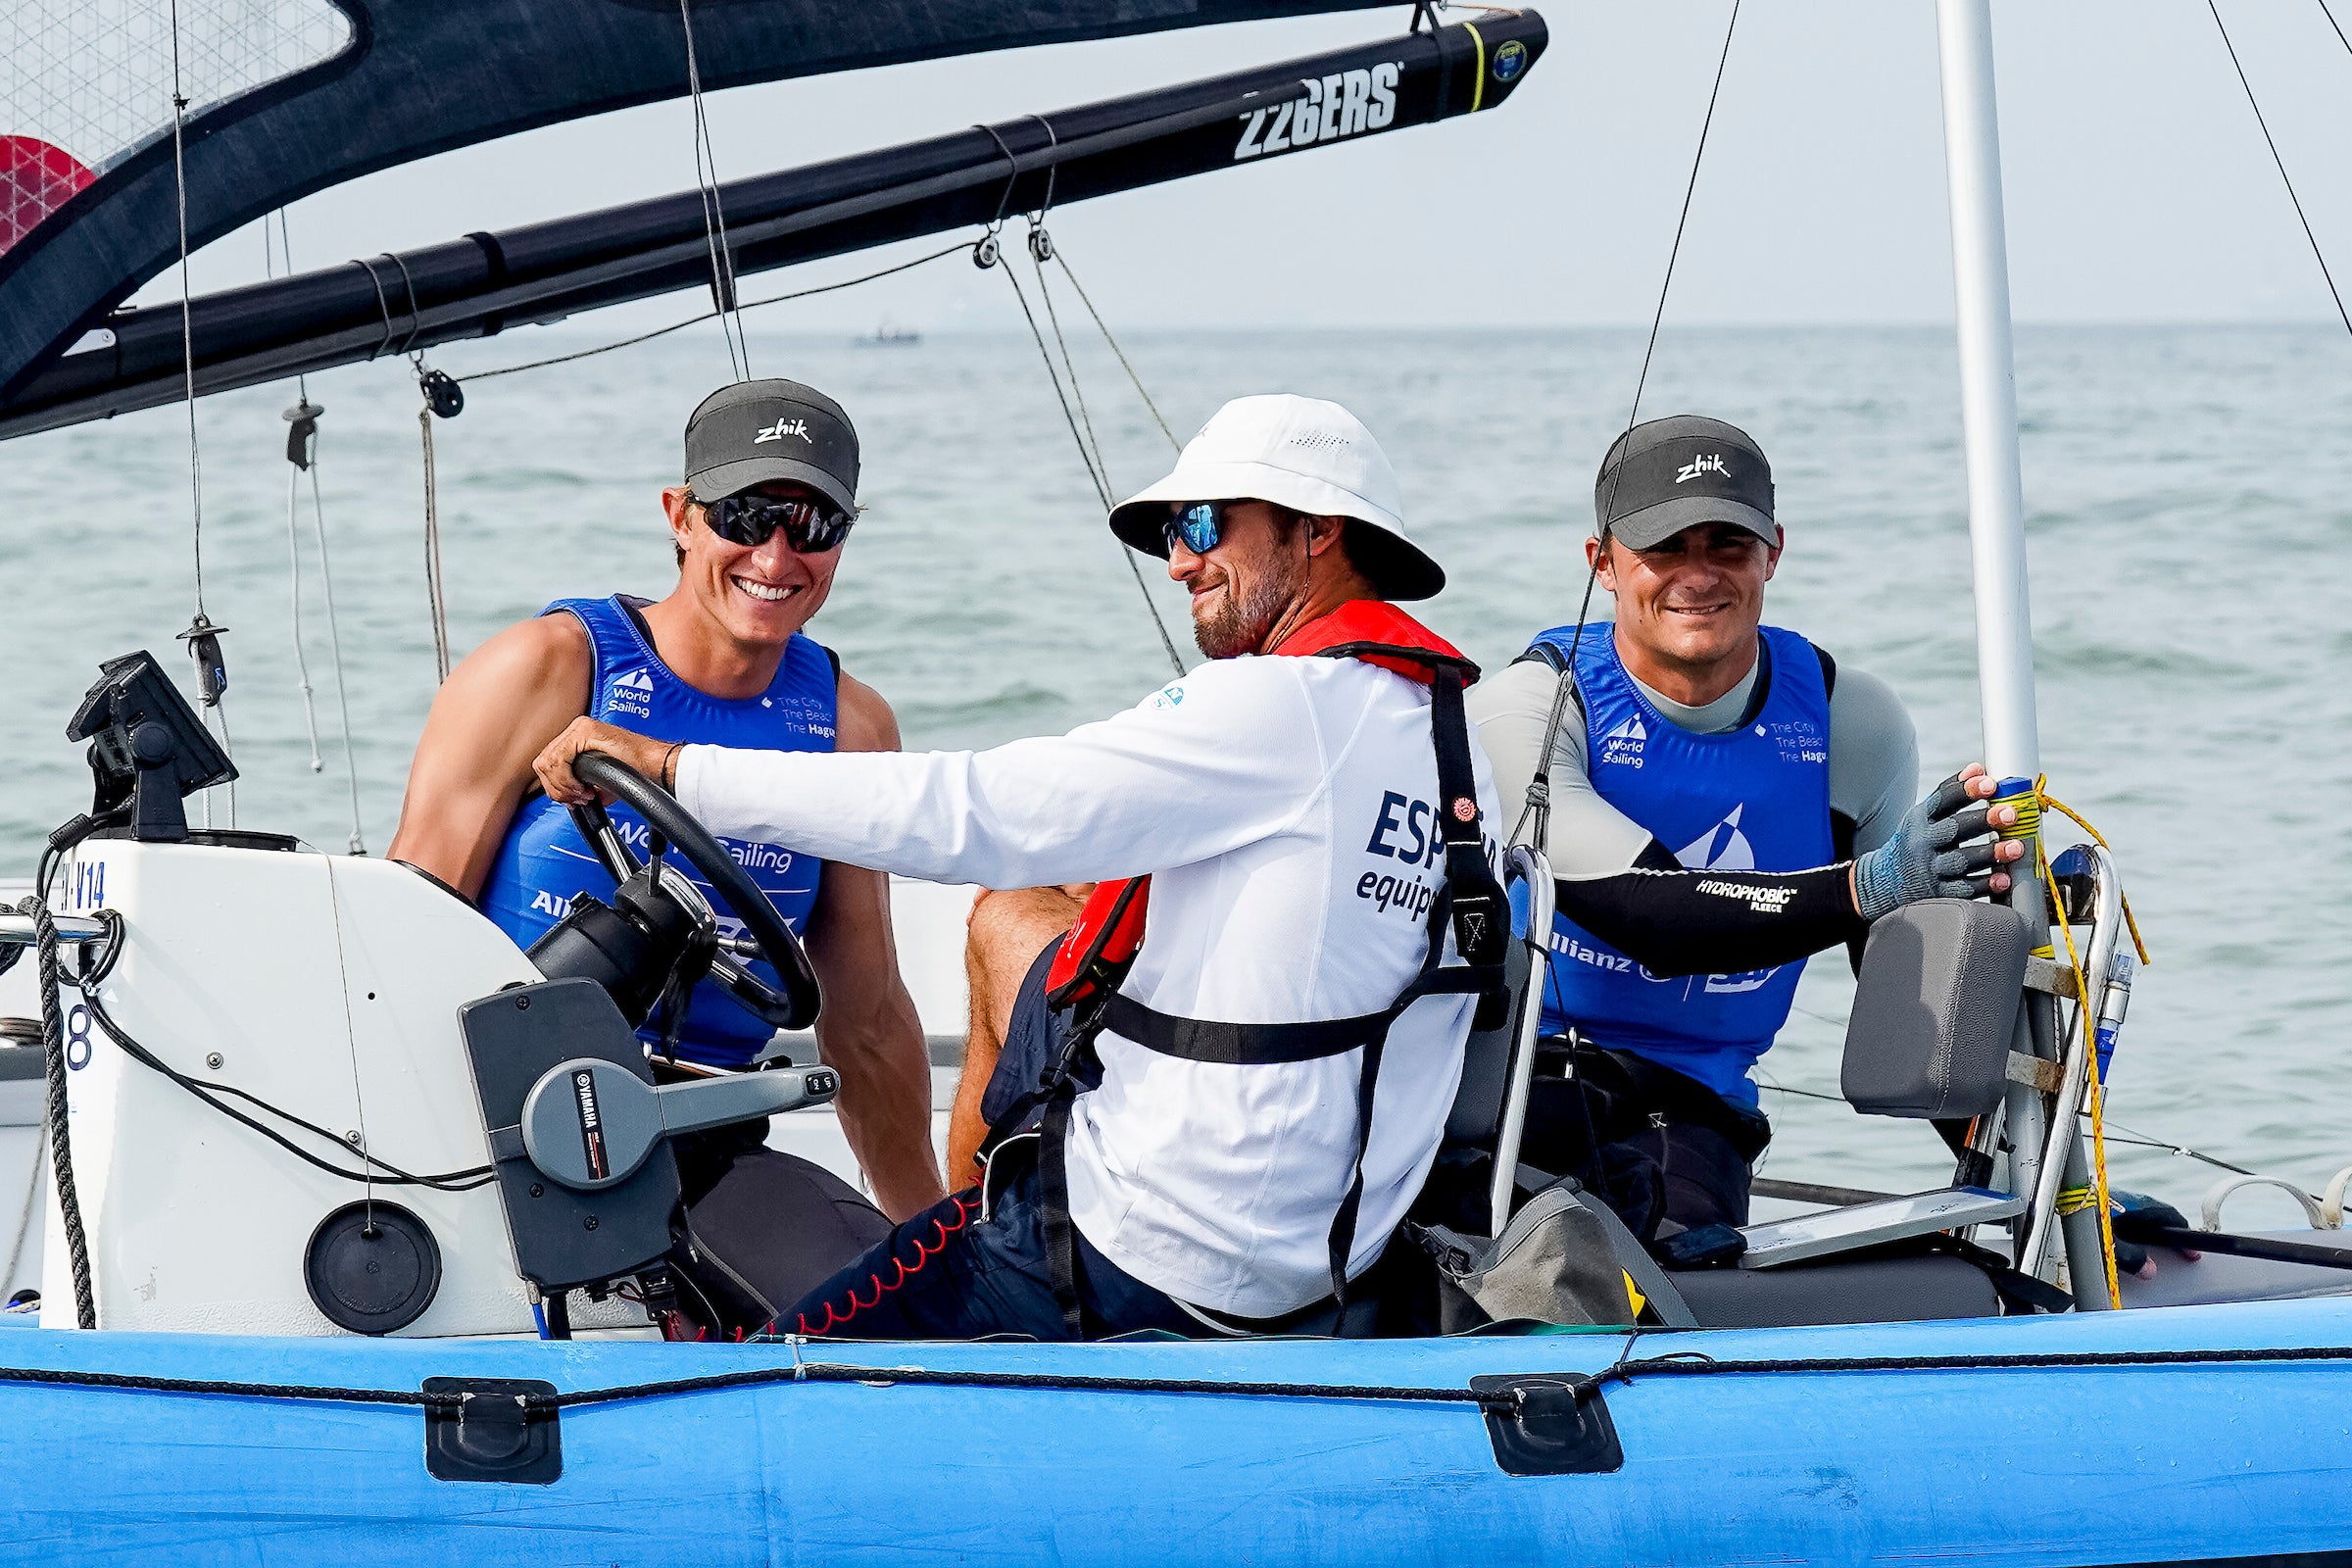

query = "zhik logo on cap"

[755,416,811,444]
[1675,454,1729,485]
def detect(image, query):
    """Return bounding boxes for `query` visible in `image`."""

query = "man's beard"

[1192,563,1300,660]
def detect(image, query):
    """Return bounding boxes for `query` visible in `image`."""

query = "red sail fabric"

[1,138,94,258]
[1044,599,1470,1001]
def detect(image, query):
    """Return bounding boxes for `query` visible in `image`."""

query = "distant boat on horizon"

[856,319,921,347]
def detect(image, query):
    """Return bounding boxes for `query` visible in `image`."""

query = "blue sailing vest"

[1527,623,1833,1105]
[479,596,838,1068]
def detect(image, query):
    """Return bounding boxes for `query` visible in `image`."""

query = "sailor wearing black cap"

[1469,415,2027,1243]
[388,379,946,1320]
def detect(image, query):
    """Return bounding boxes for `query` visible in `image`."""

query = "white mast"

[1936,1,2122,1304]
[1935,0,2039,778]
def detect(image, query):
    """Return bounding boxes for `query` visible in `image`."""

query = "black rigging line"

[167,0,206,620]
[2317,0,2352,58]
[969,117,1186,676]
[1052,251,1180,453]
[1754,1079,2269,1183]
[458,243,970,383]
[2206,0,2352,338]
[679,0,750,378]
[992,251,1185,673]
[1513,0,1742,851]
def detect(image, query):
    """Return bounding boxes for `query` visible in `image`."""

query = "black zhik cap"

[683,378,859,515]
[1593,415,1778,550]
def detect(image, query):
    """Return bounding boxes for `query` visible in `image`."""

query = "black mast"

[0,15,1544,442]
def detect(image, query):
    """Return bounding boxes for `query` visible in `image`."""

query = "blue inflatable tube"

[5,1298,2350,1566]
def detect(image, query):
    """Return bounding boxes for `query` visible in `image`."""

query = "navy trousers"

[778,938,1195,1341]
[775,1162,1200,1341]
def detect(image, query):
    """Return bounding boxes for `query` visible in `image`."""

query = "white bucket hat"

[1106,394,1446,601]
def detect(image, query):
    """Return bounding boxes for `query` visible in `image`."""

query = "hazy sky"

[140,1,2352,332]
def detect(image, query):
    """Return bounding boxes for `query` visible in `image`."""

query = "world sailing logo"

[755,416,810,444]
[1597,711,1646,767]
[1234,62,1401,162]
[608,666,656,718]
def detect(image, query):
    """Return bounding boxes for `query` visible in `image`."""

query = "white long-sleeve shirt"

[676,652,1501,1316]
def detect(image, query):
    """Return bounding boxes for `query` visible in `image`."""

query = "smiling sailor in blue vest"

[386,380,944,1237]
[1468,415,2027,1240]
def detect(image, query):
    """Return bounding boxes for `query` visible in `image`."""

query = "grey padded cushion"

[1446,929,1531,1146]
[1841,900,2030,1119]
[1671,1253,2001,1328]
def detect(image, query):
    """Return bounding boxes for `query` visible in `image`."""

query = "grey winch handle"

[518,1057,839,1191]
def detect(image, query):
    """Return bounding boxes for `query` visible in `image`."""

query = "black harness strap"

[1310,645,1506,996]
[1038,1094,1084,1338]
[1100,994,1393,1064]
[1425,663,1508,1015]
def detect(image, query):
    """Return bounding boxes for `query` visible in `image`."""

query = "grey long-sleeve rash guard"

[1466,633,1919,977]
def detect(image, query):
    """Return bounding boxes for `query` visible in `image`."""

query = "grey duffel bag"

[1409,1177,1692,1332]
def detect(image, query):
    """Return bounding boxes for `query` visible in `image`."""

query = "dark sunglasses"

[701,492,857,554]
[1163,500,1237,558]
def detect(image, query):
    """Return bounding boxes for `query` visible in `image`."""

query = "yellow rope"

[2035,787,2152,966]
[2033,779,2122,1309]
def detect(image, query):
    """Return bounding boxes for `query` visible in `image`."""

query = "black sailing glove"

[1852,771,2007,920]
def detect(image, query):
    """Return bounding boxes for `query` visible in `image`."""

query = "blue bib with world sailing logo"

[479,595,837,1068]
[1526,623,1833,1104]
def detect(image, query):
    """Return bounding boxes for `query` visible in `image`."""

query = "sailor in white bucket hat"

[1107,392,1446,606]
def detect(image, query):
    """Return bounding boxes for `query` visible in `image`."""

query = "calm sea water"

[3,323,2347,1213]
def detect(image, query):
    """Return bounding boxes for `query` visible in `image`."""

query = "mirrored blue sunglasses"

[1162,501,1232,558]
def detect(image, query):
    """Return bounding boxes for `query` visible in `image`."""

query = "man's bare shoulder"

[413,612,595,762]
[449,611,593,697]
[834,666,903,754]
[387,612,595,884]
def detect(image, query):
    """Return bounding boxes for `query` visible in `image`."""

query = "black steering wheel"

[566,750,822,1033]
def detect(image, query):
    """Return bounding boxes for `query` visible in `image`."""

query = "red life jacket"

[1043,598,1474,1005]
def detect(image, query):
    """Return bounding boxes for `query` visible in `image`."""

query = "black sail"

[0,14,1545,440]
[0,0,1411,409]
